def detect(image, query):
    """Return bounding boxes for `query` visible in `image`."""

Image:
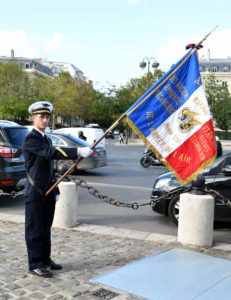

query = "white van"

[54,127,105,148]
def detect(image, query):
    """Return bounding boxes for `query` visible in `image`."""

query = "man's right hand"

[77,147,93,158]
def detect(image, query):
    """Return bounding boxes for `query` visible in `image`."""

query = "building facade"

[199,50,231,92]
[0,50,53,77]
[0,50,86,81]
[40,60,86,81]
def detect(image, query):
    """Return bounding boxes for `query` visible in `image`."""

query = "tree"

[204,73,231,134]
[112,69,165,131]
[0,62,32,123]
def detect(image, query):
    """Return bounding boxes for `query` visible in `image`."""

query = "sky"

[0,0,231,90]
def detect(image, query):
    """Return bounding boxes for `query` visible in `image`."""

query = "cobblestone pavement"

[1,220,231,300]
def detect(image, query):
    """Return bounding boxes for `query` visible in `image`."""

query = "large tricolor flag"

[126,49,217,184]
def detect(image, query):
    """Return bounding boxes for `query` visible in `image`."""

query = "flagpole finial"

[196,25,219,48]
[185,43,203,50]
[185,26,218,53]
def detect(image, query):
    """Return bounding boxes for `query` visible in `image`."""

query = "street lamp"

[139,57,159,88]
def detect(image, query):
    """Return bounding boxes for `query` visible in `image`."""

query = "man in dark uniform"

[23,101,92,278]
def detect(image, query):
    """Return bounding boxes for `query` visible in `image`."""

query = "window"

[223,66,229,72]
[48,135,65,146]
[5,128,29,146]
[200,66,204,72]
[222,81,228,87]
[212,67,217,72]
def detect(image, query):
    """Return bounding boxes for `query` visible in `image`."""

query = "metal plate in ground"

[91,248,231,300]
[92,288,119,299]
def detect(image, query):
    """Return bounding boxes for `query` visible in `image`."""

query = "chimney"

[207,49,210,60]
[11,49,14,59]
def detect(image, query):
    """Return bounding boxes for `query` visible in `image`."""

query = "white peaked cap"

[28,101,53,115]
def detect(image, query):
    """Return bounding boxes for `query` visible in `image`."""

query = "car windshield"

[204,152,231,175]
[5,127,29,147]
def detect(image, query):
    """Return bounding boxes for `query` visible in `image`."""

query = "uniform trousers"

[25,196,55,271]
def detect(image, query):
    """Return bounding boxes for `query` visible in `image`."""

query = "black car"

[47,132,107,173]
[0,122,29,192]
[151,152,231,225]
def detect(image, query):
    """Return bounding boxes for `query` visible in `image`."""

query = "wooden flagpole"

[45,113,126,197]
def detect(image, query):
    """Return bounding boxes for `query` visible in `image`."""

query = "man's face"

[32,113,50,132]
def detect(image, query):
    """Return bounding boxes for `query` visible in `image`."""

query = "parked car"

[54,127,105,148]
[113,129,120,135]
[0,120,19,126]
[216,136,223,157]
[47,132,107,173]
[25,125,51,133]
[151,152,231,225]
[0,122,29,192]
[106,131,115,139]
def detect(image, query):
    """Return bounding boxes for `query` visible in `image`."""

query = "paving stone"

[0,219,231,299]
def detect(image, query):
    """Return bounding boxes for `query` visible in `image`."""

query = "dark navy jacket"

[23,129,78,202]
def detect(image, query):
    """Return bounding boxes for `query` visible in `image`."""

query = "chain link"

[0,189,24,198]
[66,176,191,210]
[205,188,231,206]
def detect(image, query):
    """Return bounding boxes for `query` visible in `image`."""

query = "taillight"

[1,180,14,186]
[90,151,97,157]
[0,146,17,158]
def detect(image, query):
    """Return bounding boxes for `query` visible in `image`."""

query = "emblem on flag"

[126,49,217,184]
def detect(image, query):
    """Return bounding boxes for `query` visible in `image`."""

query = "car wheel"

[56,160,75,175]
[168,195,180,226]
[140,157,151,168]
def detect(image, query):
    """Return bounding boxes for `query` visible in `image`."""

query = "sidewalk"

[1,213,231,299]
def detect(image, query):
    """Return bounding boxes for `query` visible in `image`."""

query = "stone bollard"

[177,192,215,247]
[53,181,78,228]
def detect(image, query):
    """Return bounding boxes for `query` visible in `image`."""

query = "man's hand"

[77,147,93,158]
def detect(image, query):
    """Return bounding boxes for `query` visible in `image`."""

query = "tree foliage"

[0,62,164,129]
[0,63,32,122]
[204,73,231,132]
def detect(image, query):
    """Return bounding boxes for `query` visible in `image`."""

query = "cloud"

[199,29,231,59]
[0,29,80,61]
[0,29,40,57]
[45,32,66,53]
[156,29,231,72]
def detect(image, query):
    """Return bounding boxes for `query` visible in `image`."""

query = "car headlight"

[154,177,180,191]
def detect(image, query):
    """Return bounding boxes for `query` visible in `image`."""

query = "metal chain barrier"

[0,177,229,208]
[66,176,191,210]
[0,189,24,198]
[205,188,231,206]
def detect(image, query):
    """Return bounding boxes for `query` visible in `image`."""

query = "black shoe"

[43,259,62,270]
[30,268,53,278]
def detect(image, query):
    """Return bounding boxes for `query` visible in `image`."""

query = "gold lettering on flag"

[173,151,191,164]
[156,90,175,114]
[150,129,166,148]
[164,123,182,145]
[193,97,209,115]
[162,85,182,105]
[190,135,206,161]
[170,75,189,99]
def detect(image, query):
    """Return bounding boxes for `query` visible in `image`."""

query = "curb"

[0,212,175,244]
[1,212,231,250]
